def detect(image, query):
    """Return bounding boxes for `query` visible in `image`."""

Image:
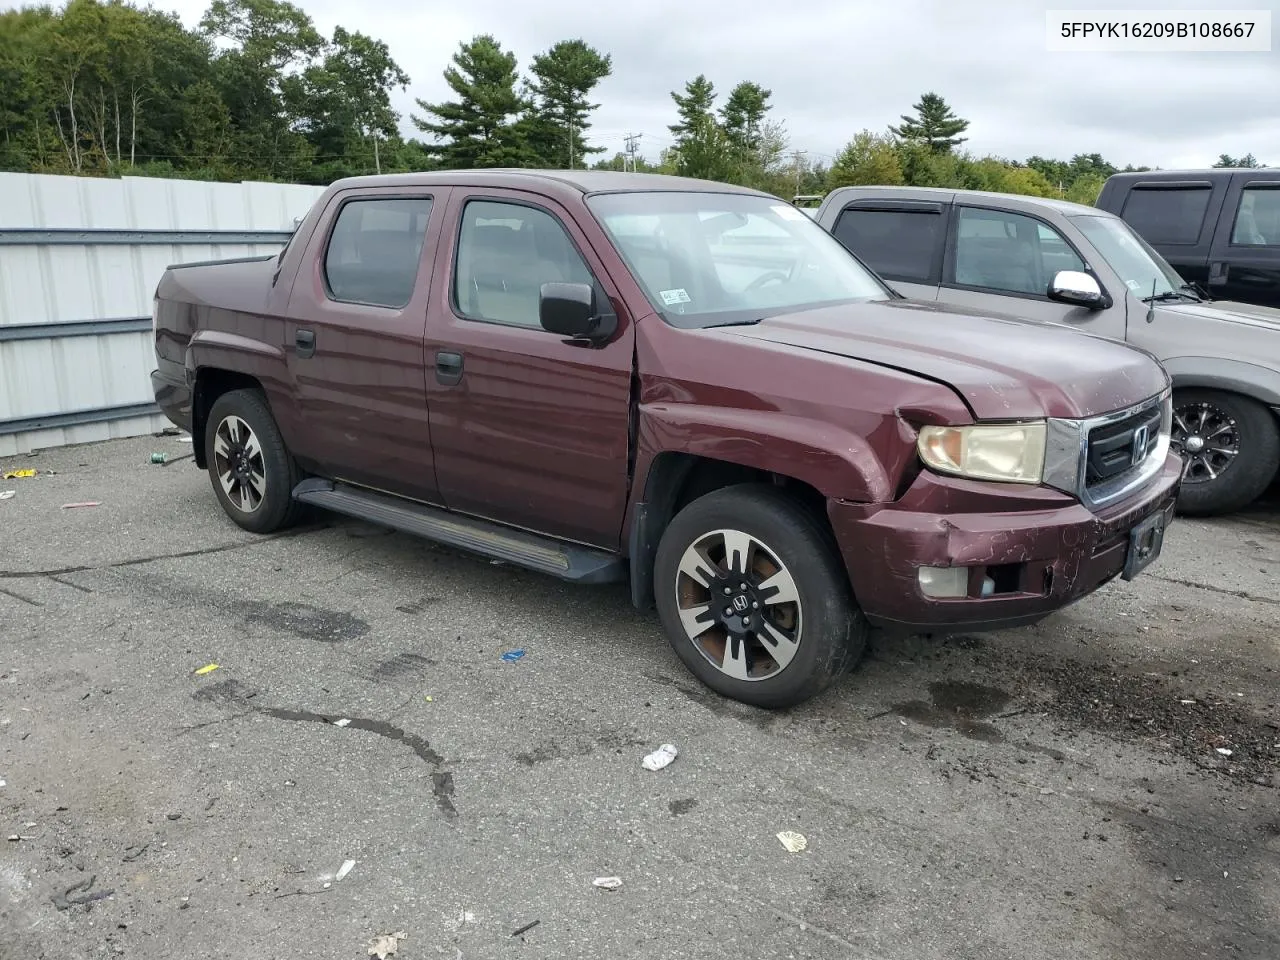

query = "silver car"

[813,186,1280,516]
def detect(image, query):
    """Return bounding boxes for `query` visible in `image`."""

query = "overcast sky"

[13,0,1280,169]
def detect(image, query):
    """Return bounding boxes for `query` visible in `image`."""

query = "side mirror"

[539,281,617,342]
[1047,270,1106,310]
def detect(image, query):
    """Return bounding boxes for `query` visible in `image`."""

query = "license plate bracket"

[1122,508,1168,581]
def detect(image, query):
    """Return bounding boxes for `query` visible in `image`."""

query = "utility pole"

[791,150,807,197]
[624,133,642,172]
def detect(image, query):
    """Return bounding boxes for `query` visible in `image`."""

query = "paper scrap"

[194,664,220,676]
[592,876,623,890]
[368,931,406,959]
[333,718,351,728]
[336,859,356,881]
[2,469,35,479]
[0,490,14,500]
[61,501,100,509]
[776,830,808,853]
[1216,747,1233,756]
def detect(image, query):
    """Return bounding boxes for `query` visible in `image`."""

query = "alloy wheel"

[674,528,802,681]
[1172,400,1239,484]
[213,414,267,514]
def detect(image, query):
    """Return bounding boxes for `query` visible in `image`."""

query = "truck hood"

[716,299,1168,420]
[1156,298,1280,332]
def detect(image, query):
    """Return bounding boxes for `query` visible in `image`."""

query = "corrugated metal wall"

[0,172,326,456]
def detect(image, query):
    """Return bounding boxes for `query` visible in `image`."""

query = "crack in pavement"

[1147,574,1279,606]
[0,525,322,580]
[190,680,456,818]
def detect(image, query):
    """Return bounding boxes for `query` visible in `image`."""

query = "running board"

[292,478,625,584]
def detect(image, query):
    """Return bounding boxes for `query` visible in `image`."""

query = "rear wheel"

[653,484,868,709]
[204,388,304,533]
[1171,389,1279,516]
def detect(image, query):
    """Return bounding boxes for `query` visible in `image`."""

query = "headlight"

[917,422,1047,484]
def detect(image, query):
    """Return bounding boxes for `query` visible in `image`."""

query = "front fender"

[634,402,904,504]
[1162,356,1280,408]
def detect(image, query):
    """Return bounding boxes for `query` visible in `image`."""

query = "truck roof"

[824,184,1105,217]
[325,169,774,198]
[1103,168,1280,183]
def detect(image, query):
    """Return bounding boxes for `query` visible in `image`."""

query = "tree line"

[0,0,1267,204]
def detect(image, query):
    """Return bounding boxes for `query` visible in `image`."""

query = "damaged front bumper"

[828,450,1183,633]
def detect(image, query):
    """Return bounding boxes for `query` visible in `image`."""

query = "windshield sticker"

[660,288,691,305]
[772,204,809,221]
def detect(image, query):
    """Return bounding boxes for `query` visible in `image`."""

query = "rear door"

[284,186,449,502]
[422,189,636,549]
[1208,174,1280,308]
[826,198,947,300]
[934,203,1127,339]
[1113,179,1222,289]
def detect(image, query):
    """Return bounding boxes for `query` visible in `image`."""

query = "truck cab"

[1097,168,1280,309]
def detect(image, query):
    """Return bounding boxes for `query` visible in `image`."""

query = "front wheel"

[653,484,868,709]
[204,388,304,533]
[1171,389,1279,516]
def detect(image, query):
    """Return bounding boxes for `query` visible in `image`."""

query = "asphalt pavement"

[1,434,1277,960]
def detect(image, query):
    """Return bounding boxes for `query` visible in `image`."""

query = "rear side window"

[324,197,433,308]
[831,208,941,282]
[1230,186,1280,246]
[1121,187,1210,245]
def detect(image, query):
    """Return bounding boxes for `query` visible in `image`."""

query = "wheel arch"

[192,368,267,469]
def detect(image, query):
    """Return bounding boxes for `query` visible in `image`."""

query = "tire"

[204,388,304,533]
[653,484,868,709]
[1172,388,1280,517]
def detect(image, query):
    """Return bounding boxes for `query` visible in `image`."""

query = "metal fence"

[0,172,325,457]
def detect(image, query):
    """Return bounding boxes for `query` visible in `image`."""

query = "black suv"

[1096,168,1280,310]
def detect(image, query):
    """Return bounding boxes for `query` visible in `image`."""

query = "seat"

[955,237,1038,294]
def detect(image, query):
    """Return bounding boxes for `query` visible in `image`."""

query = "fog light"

[917,566,968,598]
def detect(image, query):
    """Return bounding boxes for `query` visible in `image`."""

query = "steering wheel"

[745,270,790,292]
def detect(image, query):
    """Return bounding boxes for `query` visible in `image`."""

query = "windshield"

[1070,214,1189,300]
[585,191,891,327]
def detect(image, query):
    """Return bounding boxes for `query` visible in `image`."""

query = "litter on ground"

[641,743,678,771]
[777,831,808,853]
[367,931,406,959]
[2,469,35,479]
[336,859,356,881]
[501,649,526,662]
[333,718,351,727]
[193,664,220,676]
[593,876,623,890]
[0,490,14,500]
[61,501,100,509]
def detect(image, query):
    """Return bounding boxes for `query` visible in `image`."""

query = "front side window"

[454,200,595,328]
[950,207,1084,296]
[585,191,890,327]
[1071,214,1185,298]
[1121,187,1211,245]
[831,208,941,282]
[1230,186,1280,246]
[324,197,433,308]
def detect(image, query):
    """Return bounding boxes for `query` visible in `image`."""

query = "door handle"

[295,328,316,358]
[436,350,464,386]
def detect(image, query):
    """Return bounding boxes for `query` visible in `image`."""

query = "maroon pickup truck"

[150,170,1182,708]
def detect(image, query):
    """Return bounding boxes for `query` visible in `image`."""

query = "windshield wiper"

[1179,281,1209,301]
[1141,290,1194,304]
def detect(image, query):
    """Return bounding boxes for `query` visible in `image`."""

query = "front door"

[284,188,448,502]
[935,204,1128,340]
[1208,175,1280,308]
[422,190,636,549]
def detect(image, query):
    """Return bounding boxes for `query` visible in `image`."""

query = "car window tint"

[831,208,940,281]
[952,207,1083,296]
[454,200,594,328]
[1121,187,1210,245]
[1230,187,1280,246]
[324,197,433,308]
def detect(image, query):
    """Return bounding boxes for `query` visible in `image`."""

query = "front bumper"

[828,450,1183,633]
[151,368,193,434]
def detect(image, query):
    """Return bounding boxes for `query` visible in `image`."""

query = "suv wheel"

[653,484,868,709]
[1171,389,1279,516]
[204,388,304,533]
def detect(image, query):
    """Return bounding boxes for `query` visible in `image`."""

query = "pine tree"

[889,92,969,154]
[523,39,611,168]
[410,34,531,168]
[668,74,715,139]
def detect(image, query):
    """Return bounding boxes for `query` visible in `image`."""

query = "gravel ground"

[1,434,1277,960]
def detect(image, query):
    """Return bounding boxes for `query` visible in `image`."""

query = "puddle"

[893,681,1013,743]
